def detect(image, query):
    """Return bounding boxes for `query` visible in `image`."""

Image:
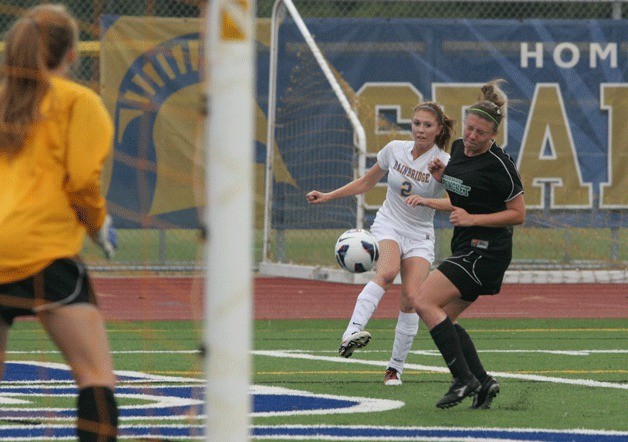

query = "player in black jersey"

[406,80,526,409]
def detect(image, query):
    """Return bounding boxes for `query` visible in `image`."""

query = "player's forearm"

[470,209,525,227]
[327,177,373,200]
[68,191,107,235]
[423,197,453,212]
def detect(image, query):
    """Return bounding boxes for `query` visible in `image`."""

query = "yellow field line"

[16,326,627,334]
[256,327,628,333]
[256,369,628,375]
[513,369,628,374]
[147,371,203,376]
[472,328,628,333]
[310,327,628,334]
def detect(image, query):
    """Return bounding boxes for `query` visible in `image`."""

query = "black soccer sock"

[454,323,488,384]
[429,317,473,381]
[77,386,118,441]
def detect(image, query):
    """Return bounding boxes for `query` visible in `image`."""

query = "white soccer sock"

[342,281,386,340]
[387,311,420,374]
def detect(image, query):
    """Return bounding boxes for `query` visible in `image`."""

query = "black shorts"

[0,258,97,325]
[437,249,511,302]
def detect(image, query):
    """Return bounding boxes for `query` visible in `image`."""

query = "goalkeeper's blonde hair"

[0,4,78,154]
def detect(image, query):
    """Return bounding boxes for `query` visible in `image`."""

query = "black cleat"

[436,376,481,409]
[338,331,371,358]
[470,376,500,409]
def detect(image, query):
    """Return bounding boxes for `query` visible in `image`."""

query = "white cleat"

[338,331,371,358]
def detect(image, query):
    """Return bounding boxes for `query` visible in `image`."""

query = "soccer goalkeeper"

[0,4,118,440]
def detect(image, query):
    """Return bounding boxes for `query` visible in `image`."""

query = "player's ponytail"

[481,79,506,108]
[467,78,507,133]
[436,111,455,152]
[414,101,455,152]
[0,4,77,154]
[0,18,47,154]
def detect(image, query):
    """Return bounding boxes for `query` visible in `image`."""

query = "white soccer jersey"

[373,140,450,240]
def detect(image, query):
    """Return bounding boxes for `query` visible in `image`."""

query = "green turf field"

[3,317,627,440]
[253,318,627,431]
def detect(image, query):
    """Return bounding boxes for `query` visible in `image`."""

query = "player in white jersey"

[306,101,454,385]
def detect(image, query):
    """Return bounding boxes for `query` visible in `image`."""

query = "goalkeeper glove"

[92,215,118,259]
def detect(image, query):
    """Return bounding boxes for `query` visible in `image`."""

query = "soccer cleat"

[470,376,500,409]
[384,368,402,386]
[338,331,371,358]
[435,376,481,409]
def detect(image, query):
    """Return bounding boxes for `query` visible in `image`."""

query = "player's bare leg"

[39,304,115,387]
[39,304,118,441]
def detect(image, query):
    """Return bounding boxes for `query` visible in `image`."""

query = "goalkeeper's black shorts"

[0,257,97,325]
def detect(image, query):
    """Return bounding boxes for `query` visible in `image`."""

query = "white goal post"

[204,0,255,440]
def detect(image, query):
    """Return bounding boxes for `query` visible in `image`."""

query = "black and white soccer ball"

[334,229,379,273]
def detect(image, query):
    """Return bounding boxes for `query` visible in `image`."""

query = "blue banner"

[268,18,626,229]
[100,17,626,228]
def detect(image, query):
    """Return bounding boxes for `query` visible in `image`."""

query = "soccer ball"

[334,229,379,273]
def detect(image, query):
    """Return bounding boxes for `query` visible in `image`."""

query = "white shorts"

[370,222,435,263]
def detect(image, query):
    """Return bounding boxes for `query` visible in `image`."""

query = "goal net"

[260,0,371,283]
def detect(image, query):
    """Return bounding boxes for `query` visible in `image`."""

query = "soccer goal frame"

[259,0,372,284]
[204,0,255,440]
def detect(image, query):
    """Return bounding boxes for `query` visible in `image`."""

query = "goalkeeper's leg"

[39,304,118,441]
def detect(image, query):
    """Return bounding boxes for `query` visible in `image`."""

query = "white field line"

[252,350,628,390]
[8,348,625,389]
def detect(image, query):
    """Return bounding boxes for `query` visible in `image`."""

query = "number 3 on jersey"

[400,181,412,197]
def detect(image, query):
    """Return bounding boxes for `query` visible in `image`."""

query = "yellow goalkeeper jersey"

[0,75,113,283]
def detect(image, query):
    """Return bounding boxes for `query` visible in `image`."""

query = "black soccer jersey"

[442,139,524,254]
